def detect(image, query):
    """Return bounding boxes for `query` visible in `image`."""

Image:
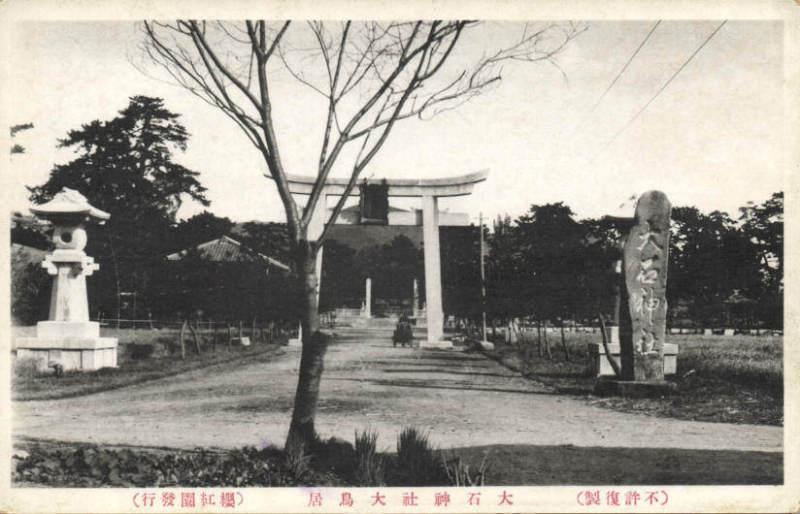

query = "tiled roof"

[166,235,290,271]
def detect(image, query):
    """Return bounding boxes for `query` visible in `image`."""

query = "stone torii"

[283,170,488,348]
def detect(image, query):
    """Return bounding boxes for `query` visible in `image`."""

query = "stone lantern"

[15,188,118,371]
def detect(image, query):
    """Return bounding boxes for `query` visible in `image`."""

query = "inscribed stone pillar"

[619,191,671,381]
[422,195,444,344]
[365,277,372,318]
[412,278,419,316]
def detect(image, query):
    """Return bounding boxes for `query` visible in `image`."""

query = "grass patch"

[677,335,782,397]
[448,444,781,485]
[12,327,288,401]
[483,332,783,426]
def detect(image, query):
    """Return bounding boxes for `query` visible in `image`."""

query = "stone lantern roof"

[30,187,110,222]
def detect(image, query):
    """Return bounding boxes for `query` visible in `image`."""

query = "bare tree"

[140,20,584,447]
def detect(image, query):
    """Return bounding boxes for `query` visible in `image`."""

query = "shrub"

[441,451,491,486]
[354,429,384,486]
[128,343,155,360]
[395,427,444,485]
[13,356,42,380]
[309,437,356,481]
[13,444,340,487]
[11,257,50,325]
[157,336,182,356]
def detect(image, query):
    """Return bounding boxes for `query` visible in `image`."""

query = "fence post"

[212,321,218,352]
[187,321,202,355]
[179,320,187,360]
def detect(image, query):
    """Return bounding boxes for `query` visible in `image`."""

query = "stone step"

[332,327,428,337]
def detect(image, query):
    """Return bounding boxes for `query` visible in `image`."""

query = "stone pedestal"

[606,324,620,344]
[593,378,678,398]
[15,335,118,372]
[287,322,303,348]
[588,342,677,377]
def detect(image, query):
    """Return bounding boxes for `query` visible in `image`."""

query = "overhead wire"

[595,20,728,157]
[588,20,662,114]
[555,20,661,154]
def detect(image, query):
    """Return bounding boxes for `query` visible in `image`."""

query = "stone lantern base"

[15,321,118,372]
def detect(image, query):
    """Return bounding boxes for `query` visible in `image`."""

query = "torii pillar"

[278,170,489,349]
[421,195,445,345]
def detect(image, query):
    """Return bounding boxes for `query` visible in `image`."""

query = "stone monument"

[595,191,678,396]
[14,188,118,372]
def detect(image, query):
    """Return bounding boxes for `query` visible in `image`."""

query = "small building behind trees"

[166,235,290,271]
[153,235,295,323]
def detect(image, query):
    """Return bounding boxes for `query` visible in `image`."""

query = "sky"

[3,19,784,226]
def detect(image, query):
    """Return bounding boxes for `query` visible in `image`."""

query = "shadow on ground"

[329,376,555,396]
[450,444,782,485]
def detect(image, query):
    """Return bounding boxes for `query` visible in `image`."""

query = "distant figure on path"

[506,318,520,345]
[393,313,414,347]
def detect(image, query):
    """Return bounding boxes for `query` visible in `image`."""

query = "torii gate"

[284,169,489,348]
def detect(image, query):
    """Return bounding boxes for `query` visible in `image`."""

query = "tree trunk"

[287,242,328,449]
[107,235,122,330]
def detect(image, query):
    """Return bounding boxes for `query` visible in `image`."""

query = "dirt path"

[13,330,782,453]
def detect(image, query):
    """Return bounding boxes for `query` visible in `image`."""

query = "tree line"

[484,197,783,330]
